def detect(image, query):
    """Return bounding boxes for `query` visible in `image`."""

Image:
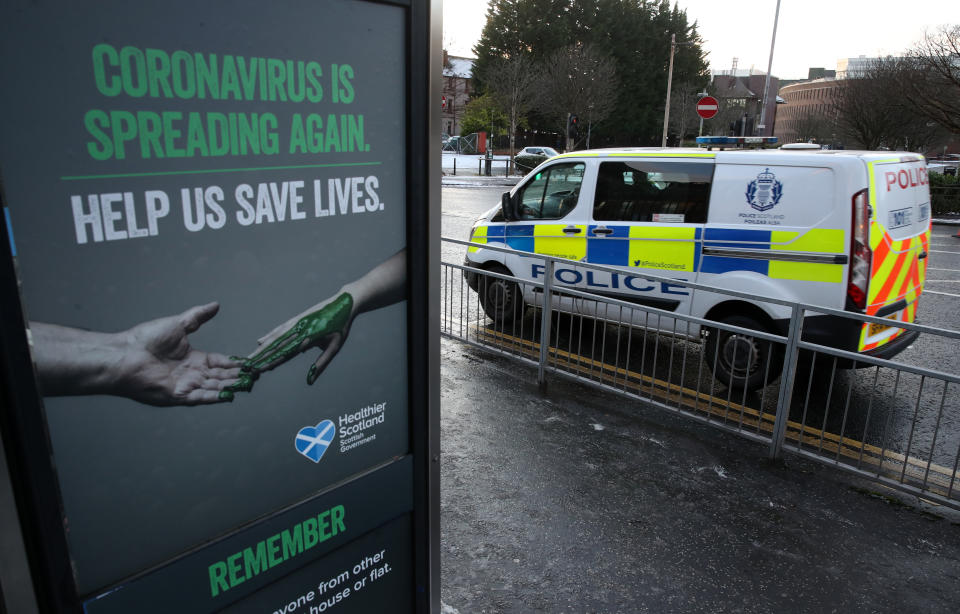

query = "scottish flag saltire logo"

[746,167,783,212]
[295,420,336,463]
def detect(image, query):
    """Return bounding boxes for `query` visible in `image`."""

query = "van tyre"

[478,265,525,325]
[706,315,782,391]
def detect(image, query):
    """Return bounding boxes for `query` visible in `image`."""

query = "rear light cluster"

[848,189,872,310]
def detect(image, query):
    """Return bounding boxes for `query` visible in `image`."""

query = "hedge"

[514,154,547,175]
[931,172,960,216]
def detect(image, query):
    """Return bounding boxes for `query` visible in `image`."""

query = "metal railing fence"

[931,185,960,216]
[440,237,960,510]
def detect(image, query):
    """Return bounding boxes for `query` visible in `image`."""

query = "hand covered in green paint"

[228,249,405,392]
[239,292,356,385]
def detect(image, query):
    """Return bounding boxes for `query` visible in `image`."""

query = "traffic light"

[567,114,579,140]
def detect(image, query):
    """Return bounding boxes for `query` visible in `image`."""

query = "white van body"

[465,147,931,386]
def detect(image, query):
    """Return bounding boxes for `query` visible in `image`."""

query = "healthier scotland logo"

[746,167,783,212]
[294,420,336,463]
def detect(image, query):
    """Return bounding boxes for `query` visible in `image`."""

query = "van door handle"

[591,227,613,235]
[562,226,582,234]
[919,251,928,260]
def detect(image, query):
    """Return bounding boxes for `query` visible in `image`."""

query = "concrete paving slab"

[439,337,960,614]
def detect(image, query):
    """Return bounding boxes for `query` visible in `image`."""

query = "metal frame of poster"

[0,0,440,612]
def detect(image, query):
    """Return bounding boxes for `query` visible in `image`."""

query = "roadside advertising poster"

[0,1,434,612]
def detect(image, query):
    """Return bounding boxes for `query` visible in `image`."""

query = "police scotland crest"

[746,167,783,212]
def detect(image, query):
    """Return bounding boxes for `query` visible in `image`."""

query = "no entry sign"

[696,96,719,119]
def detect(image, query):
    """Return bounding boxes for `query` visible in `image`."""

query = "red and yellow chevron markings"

[859,220,929,352]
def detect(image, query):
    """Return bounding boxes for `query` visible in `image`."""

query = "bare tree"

[835,56,952,152]
[834,58,907,150]
[537,43,618,151]
[482,54,540,173]
[669,82,707,144]
[792,108,835,145]
[900,25,960,135]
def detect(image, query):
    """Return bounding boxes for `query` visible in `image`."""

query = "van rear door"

[859,155,931,352]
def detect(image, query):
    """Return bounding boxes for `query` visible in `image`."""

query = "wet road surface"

[440,336,960,613]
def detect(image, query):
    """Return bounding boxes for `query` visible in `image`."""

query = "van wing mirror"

[501,191,517,221]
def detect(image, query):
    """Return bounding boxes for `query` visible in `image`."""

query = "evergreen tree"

[472,0,709,145]
[460,93,510,137]
[472,0,573,91]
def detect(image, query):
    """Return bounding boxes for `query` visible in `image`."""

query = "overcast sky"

[442,0,955,79]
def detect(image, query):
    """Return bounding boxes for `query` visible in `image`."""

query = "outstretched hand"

[118,302,244,405]
[225,249,404,393]
[237,292,355,385]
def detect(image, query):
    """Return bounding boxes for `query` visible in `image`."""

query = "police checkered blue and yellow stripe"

[470,224,847,281]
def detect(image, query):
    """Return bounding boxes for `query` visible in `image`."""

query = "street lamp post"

[661,33,676,147]
[757,0,782,136]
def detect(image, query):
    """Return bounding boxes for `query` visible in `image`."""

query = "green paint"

[221,371,257,398]
[244,292,353,383]
[217,293,353,400]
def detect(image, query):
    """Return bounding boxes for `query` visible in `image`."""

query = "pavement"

[439,337,960,614]
[442,174,519,188]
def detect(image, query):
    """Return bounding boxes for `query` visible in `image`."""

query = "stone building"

[441,52,473,137]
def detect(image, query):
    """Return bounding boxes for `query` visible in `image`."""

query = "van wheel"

[705,315,782,391]
[478,265,525,325]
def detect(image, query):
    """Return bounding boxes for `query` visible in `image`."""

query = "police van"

[465,142,931,388]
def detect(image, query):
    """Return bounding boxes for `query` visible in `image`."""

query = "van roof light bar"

[696,136,778,150]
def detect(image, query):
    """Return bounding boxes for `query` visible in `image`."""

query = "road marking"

[924,290,960,298]
[926,267,960,272]
[929,250,960,254]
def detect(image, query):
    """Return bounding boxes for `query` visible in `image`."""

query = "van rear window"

[593,161,713,223]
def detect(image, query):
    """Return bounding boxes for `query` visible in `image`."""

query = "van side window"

[516,162,585,220]
[592,161,713,223]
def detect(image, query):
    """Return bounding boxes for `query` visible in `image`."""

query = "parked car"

[514,146,560,173]
[443,135,463,153]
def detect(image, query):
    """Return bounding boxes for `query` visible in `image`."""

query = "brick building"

[709,70,780,137]
[775,79,843,145]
